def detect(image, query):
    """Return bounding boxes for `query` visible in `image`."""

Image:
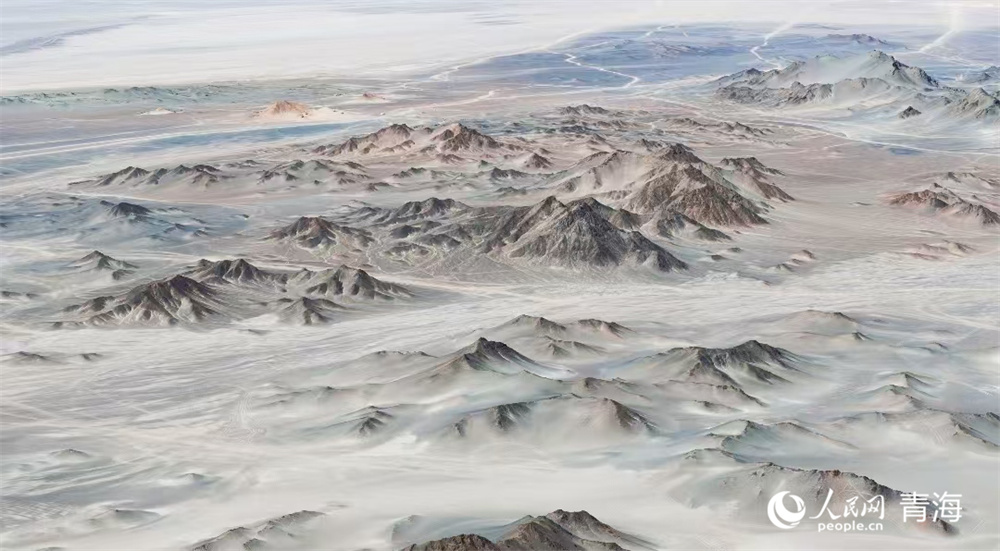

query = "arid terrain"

[1,4,998,550]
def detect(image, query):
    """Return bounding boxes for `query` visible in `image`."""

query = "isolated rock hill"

[950,411,1000,448]
[290,265,411,300]
[268,216,375,250]
[776,309,860,335]
[556,149,652,193]
[58,257,410,328]
[559,104,617,116]
[353,197,469,225]
[453,401,534,435]
[486,315,631,343]
[592,397,656,433]
[627,340,798,387]
[957,65,1000,84]
[188,258,287,285]
[887,183,1000,225]
[687,339,796,370]
[719,157,783,176]
[498,314,570,336]
[393,337,573,392]
[253,100,312,119]
[841,410,997,449]
[401,509,649,551]
[404,533,500,551]
[949,87,1000,119]
[392,167,437,180]
[721,50,938,91]
[72,163,229,189]
[713,420,853,458]
[574,318,631,337]
[478,196,687,271]
[558,118,635,133]
[649,210,731,241]
[258,159,371,187]
[102,200,152,220]
[66,275,222,326]
[715,50,998,123]
[445,337,543,373]
[674,456,956,535]
[718,78,885,107]
[544,509,652,549]
[544,337,604,357]
[91,166,151,187]
[342,194,687,272]
[622,164,768,226]
[489,168,529,180]
[523,153,553,170]
[665,117,773,140]
[171,164,223,186]
[68,251,137,280]
[190,510,325,551]
[433,123,507,152]
[335,406,395,437]
[313,122,516,160]
[553,145,787,227]
[450,394,657,442]
[314,123,416,156]
[495,516,626,551]
[276,296,345,325]
[825,33,890,46]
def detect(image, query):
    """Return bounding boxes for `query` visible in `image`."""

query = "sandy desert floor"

[1,6,999,551]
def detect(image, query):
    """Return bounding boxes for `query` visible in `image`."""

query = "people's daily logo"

[767,489,961,533]
[767,491,806,529]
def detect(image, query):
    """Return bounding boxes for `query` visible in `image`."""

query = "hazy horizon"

[2,0,998,91]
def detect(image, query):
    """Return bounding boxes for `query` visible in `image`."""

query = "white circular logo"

[768,491,806,529]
